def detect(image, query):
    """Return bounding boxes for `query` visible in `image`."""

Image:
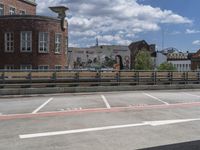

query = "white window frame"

[39,32,49,53]
[9,6,16,15]
[5,32,14,52]
[55,33,62,54]
[20,31,32,52]
[20,65,32,70]
[38,65,49,70]
[4,65,14,70]
[19,9,26,15]
[55,65,62,70]
[0,3,4,16]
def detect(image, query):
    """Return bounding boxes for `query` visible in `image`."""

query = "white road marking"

[143,93,169,105]
[32,98,53,114]
[19,118,200,139]
[182,92,200,98]
[101,95,111,109]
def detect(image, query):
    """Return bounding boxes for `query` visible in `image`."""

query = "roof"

[128,40,150,52]
[191,49,200,59]
[0,15,61,22]
[20,0,37,6]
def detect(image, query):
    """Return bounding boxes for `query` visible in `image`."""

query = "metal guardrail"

[0,70,200,88]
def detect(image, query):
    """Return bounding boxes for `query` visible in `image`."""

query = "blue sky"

[36,0,200,52]
[137,0,200,52]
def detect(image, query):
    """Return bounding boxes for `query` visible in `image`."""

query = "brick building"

[0,0,68,70]
[191,49,200,71]
[0,0,36,15]
[128,40,156,69]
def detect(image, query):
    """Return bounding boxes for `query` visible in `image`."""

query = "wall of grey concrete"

[1,84,200,96]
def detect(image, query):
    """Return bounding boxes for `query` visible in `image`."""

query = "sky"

[36,0,200,52]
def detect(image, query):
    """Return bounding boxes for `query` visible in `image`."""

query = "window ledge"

[54,52,62,55]
[38,51,49,54]
[4,51,14,53]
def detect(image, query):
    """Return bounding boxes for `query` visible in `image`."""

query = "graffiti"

[71,48,131,70]
[124,56,130,69]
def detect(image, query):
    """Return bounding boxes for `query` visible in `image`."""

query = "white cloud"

[192,40,200,45]
[36,0,192,47]
[170,31,181,35]
[186,29,200,34]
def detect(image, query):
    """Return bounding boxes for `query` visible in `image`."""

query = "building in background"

[0,0,36,15]
[0,0,68,70]
[155,51,167,68]
[191,49,200,71]
[68,45,130,70]
[167,52,191,71]
[128,40,156,69]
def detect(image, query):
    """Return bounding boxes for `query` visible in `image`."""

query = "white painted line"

[182,92,200,98]
[19,118,200,139]
[101,95,111,109]
[143,93,169,105]
[32,98,53,114]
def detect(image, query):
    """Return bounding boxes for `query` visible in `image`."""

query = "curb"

[0,84,200,96]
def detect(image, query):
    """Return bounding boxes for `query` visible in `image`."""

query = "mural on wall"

[71,47,130,70]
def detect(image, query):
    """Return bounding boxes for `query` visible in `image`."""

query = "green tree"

[157,62,176,71]
[135,50,153,70]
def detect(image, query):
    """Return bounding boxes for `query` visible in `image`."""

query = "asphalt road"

[1,89,200,150]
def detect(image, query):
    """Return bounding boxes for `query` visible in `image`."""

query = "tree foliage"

[135,50,153,70]
[157,62,176,71]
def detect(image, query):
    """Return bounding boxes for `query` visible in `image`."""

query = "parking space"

[0,97,52,115]
[144,91,200,104]
[0,90,200,116]
[39,95,106,112]
[103,92,164,107]
[1,90,200,150]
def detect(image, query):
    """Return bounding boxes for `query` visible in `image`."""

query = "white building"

[155,52,167,68]
[167,52,191,71]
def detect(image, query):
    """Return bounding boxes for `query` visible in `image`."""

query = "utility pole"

[162,28,164,50]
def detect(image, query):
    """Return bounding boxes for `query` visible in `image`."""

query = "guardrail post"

[2,72,5,85]
[169,72,172,84]
[52,72,56,80]
[0,72,4,88]
[75,71,79,83]
[28,72,32,87]
[116,71,120,85]
[137,71,140,85]
[153,71,157,85]
[96,71,100,83]
[184,72,188,84]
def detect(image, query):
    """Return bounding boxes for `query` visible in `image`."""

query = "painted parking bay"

[0,97,53,115]
[38,94,106,113]
[144,91,200,104]
[103,91,167,108]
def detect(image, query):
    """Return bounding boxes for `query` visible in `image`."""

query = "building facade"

[128,40,156,69]
[0,0,68,70]
[68,45,130,70]
[167,52,191,71]
[0,0,36,15]
[191,49,200,71]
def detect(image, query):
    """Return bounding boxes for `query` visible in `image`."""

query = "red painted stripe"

[1,102,200,121]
